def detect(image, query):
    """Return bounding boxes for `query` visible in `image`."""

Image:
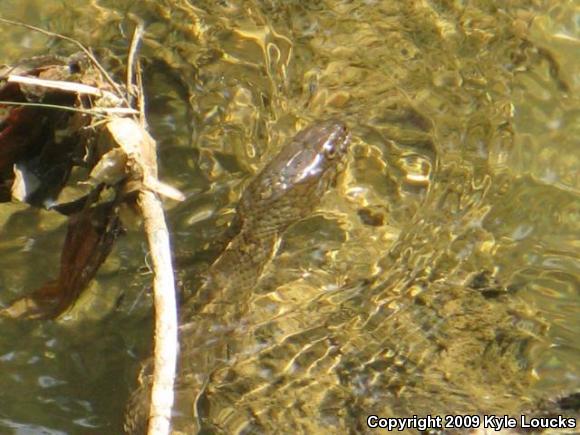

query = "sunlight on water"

[0,0,578,432]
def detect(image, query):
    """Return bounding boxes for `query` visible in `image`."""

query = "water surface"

[0,0,578,433]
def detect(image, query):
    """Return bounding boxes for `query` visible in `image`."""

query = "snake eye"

[323,140,337,159]
[324,146,337,159]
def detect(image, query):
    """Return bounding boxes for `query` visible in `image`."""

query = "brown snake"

[125,119,350,433]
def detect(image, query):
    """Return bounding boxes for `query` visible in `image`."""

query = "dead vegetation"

[0,18,180,435]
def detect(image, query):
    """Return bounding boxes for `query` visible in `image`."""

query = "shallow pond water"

[0,0,578,433]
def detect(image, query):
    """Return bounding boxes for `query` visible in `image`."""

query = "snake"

[125,119,351,433]
[186,119,350,312]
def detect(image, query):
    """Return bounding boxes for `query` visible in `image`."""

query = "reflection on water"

[0,0,578,433]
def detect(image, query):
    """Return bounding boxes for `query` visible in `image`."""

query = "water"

[0,0,578,433]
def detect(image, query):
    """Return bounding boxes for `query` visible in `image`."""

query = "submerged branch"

[103,115,181,435]
[138,190,178,435]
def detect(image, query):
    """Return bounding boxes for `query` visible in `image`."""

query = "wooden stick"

[126,21,145,102]
[0,100,139,116]
[8,74,122,102]
[106,116,180,435]
[138,189,178,435]
[127,28,179,432]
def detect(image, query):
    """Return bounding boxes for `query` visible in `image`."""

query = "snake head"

[238,119,350,228]
[265,119,350,191]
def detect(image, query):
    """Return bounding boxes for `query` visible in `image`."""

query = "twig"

[124,25,179,432]
[126,20,145,103]
[137,190,178,435]
[135,61,147,128]
[0,100,139,116]
[8,74,122,102]
[108,118,180,435]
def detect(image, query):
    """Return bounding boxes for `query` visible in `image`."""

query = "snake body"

[126,119,350,433]
[188,119,350,312]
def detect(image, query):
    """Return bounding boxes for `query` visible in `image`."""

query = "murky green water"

[1,0,578,433]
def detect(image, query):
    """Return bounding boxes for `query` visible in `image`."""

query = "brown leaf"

[1,200,123,319]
